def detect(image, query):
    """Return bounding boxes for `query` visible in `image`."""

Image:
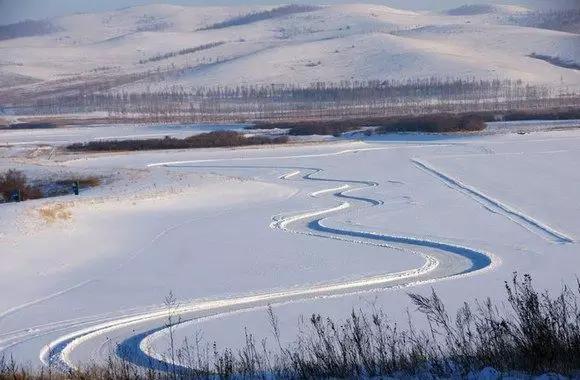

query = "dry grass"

[56,176,102,189]
[38,203,72,223]
[0,169,42,202]
[77,176,102,188]
[2,274,578,379]
[0,169,103,203]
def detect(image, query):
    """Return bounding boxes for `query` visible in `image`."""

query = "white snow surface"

[0,125,579,370]
[0,3,578,92]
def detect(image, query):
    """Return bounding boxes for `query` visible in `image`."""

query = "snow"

[1,125,579,371]
[445,4,531,16]
[0,3,579,370]
[0,3,578,94]
[0,123,247,146]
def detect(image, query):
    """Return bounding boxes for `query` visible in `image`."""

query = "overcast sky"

[0,0,577,25]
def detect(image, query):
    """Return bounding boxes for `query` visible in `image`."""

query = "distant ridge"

[198,4,321,31]
[0,3,578,97]
[445,4,530,16]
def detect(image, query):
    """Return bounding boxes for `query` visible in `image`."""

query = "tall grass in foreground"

[1,274,579,379]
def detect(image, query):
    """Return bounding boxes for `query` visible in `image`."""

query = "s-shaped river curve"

[39,162,498,372]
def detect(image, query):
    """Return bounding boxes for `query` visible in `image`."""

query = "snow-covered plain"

[0,123,247,146]
[0,125,579,370]
[0,3,579,94]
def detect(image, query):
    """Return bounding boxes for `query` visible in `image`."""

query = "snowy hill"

[0,3,578,99]
[444,4,531,16]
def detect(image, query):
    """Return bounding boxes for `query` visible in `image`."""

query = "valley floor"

[0,126,579,370]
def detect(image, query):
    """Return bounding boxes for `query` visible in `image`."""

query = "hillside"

[0,3,578,106]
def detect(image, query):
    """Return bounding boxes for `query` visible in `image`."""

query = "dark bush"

[0,170,101,202]
[0,122,57,130]
[375,114,486,133]
[0,170,42,202]
[67,131,288,152]
[287,123,361,136]
[253,114,486,136]
[501,109,580,121]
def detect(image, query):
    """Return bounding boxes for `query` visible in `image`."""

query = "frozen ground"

[0,125,579,370]
[0,123,247,147]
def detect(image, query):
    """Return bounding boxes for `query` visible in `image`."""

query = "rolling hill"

[0,3,578,104]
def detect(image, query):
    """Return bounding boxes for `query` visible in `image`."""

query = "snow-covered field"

[1,3,579,95]
[1,124,579,370]
[0,123,247,147]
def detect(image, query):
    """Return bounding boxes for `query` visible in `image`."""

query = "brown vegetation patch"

[0,122,58,130]
[1,170,103,203]
[375,114,486,133]
[56,176,102,189]
[0,170,42,202]
[67,131,289,152]
[252,113,487,136]
[38,203,72,223]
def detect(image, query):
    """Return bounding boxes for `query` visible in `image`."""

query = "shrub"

[0,171,102,202]
[251,120,366,136]
[375,114,486,134]
[67,131,288,152]
[501,109,580,121]
[0,169,42,202]
[288,123,361,136]
[252,114,486,136]
[0,122,57,130]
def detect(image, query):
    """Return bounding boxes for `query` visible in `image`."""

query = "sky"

[0,0,578,25]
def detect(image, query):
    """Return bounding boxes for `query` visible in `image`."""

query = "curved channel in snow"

[39,164,497,372]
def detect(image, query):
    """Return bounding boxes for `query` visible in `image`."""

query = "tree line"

[139,42,226,64]
[24,78,578,123]
[197,4,320,31]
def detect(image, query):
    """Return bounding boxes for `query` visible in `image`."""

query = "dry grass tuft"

[38,203,72,223]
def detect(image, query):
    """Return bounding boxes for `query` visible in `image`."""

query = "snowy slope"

[2,127,580,367]
[444,4,531,16]
[0,3,578,94]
